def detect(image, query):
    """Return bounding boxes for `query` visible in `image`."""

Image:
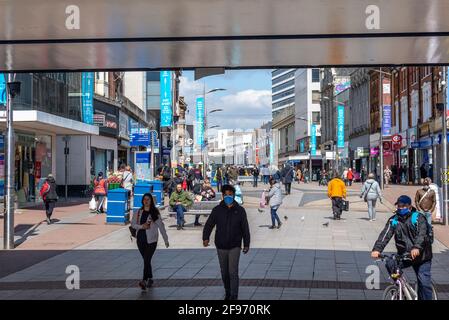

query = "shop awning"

[0,110,99,135]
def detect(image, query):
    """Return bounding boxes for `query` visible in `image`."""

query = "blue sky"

[180,69,273,130]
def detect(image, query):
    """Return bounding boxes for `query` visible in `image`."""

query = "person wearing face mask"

[371,195,433,300]
[202,184,251,301]
[415,178,436,225]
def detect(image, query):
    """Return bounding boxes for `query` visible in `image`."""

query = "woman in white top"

[131,193,169,291]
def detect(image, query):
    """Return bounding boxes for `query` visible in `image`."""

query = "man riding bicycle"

[371,195,433,300]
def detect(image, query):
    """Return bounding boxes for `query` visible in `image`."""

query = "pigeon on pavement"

[301,216,305,221]
[257,208,264,213]
[322,222,329,227]
[284,216,288,220]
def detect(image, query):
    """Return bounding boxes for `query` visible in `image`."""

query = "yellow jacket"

[328,178,346,198]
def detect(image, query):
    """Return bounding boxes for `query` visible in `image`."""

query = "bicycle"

[378,253,438,300]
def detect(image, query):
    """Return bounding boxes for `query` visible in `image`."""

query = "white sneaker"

[372,218,376,221]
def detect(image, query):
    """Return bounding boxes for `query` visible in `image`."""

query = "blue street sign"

[311,124,317,155]
[0,74,6,106]
[130,133,150,147]
[382,105,392,136]
[337,104,345,148]
[160,71,172,127]
[81,72,94,125]
[195,97,205,147]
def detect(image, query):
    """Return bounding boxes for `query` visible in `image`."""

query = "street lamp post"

[4,74,20,250]
[202,87,226,177]
[442,67,449,226]
[379,68,384,190]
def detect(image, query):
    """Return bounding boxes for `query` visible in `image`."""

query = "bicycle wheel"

[414,283,438,300]
[382,285,401,300]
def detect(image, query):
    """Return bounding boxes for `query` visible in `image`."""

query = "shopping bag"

[259,191,267,208]
[103,197,108,212]
[89,196,97,211]
[342,200,349,212]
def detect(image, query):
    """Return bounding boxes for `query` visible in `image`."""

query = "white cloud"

[180,77,272,130]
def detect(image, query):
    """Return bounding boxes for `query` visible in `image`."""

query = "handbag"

[363,183,374,202]
[342,200,350,211]
[129,209,141,238]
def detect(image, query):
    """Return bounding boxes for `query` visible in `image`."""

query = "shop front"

[13,132,53,204]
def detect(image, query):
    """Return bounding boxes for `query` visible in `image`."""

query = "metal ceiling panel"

[1,0,449,41]
[1,36,449,71]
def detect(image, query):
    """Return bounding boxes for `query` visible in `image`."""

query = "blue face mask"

[224,195,234,205]
[397,207,410,216]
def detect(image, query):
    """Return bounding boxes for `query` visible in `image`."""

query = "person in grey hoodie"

[360,173,383,221]
[266,178,283,229]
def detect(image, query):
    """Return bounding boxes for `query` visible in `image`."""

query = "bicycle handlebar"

[379,253,412,261]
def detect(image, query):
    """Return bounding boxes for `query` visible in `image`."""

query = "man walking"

[281,163,294,195]
[252,165,260,188]
[415,178,436,225]
[203,184,251,301]
[169,183,193,230]
[327,171,347,220]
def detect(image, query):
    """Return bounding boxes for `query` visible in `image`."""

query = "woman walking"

[266,178,283,229]
[360,173,383,221]
[39,173,58,225]
[131,193,169,291]
[93,172,108,213]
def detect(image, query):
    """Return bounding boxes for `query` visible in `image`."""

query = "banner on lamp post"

[311,124,317,156]
[382,105,392,136]
[160,71,172,127]
[337,104,345,148]
[81,72,94,125]
[195,97,205,147]
[0,74,6,106]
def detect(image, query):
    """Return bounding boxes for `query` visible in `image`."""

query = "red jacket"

[40,182,50,201]
[347,170,354,180]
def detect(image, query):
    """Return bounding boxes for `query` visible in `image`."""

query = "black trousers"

[137,238,158,281]
[253,176,259,187]
[284,183,292,194]
[45,201,56,219]
[332,197,343,218]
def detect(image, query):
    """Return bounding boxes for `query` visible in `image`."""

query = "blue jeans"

[270,207,281,226]
[173,205,186,226]
[412,260,433,300]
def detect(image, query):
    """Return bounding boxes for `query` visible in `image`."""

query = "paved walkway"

[1,185,449,300]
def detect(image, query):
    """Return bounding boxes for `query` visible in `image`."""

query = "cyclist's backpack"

[391,212,434,244]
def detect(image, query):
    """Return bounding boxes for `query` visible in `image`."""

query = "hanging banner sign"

[0,74,6,106]
[160,71,172,127]
[310,124,317,155]
[337,104,345,148]
[382,105,392,136]
[81,72,94,125]
[195,97,205,147]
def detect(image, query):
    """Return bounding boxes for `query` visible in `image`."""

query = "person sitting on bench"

[201,180,216,201]
[169,183,193,230]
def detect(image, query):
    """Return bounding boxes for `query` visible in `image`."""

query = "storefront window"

[14,132,52,205]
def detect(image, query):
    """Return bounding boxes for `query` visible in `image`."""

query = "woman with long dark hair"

[131,193,169,291]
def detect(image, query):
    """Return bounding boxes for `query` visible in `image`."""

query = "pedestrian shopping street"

[1,183,449,300]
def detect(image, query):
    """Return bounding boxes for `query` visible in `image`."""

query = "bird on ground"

[322,222,329,227]
[301,216,305,221]
[257,208,264,213]
[284,216,288,220]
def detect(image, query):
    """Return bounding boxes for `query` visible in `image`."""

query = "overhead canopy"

[1,0,449,71]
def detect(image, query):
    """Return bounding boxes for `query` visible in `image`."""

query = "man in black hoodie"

[203,184,251,300]
[371,195,433,300]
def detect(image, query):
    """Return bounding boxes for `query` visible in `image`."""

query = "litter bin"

[149,180,164,206]
[133,183,153,213]
[106,188,130,224]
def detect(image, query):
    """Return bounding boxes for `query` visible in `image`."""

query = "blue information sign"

[337,104,345,148]
[311,124,317,155]
[81,72,94,124]
[382,105,392,137]
[160,71,172,127]
[0,74,7,106]
[195,97,205,147]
